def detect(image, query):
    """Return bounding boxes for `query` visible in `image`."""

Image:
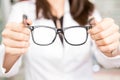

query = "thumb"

[89,17,98,27]
[26,19,32,26]
[88,17,99,35]
[22,14,32,27]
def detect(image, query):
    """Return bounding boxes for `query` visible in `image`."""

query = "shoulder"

[91,9,102,22]
[12,1,35,11]
[8,1,35,23]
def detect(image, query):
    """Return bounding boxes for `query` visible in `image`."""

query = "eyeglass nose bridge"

[57,29,64,34]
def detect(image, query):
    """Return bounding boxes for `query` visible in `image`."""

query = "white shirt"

[0,0,120,80]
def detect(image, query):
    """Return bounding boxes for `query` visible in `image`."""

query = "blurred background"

[0,0,120,80]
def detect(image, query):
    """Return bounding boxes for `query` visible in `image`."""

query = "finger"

[98,41,119,53]
[5,46,28,55]
[22,28,31,35]
[92,24,119,40]
[88,18,114,35]
[7,24,30,35]
[22,17,32,27]
[89,18,98,26]
[3,38,29,48]
[2,29,30,41]
[26,19,32,25]
[6,22,31,35]
[95,32,120,46]
[6,23,24,32]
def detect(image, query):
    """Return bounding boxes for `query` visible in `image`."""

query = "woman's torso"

[8,1,94,80]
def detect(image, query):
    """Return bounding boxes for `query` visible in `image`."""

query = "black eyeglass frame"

[28,25,92,46]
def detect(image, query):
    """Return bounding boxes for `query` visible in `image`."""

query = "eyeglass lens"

[31,26,88,46]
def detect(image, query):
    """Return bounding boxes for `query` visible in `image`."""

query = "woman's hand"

[2,20,32,56]
[88,18,120,57]
[2,20,32,72]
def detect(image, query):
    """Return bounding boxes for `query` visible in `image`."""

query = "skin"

[47,0,65,18]
[2,20,32,72]
[2,0,120,72]
[88,18,120,57]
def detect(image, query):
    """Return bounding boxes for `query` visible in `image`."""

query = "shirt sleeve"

[92,40,120,68]
[7,3,24,23]
[91,10,120,68]
[7,1,32,23]
[0,2,26,77]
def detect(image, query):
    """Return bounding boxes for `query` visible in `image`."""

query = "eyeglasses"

[28,25,91,46]
[23,15,92,46]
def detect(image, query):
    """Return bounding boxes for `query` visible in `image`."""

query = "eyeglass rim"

[29,25,91,46]
[29,25,91,31]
